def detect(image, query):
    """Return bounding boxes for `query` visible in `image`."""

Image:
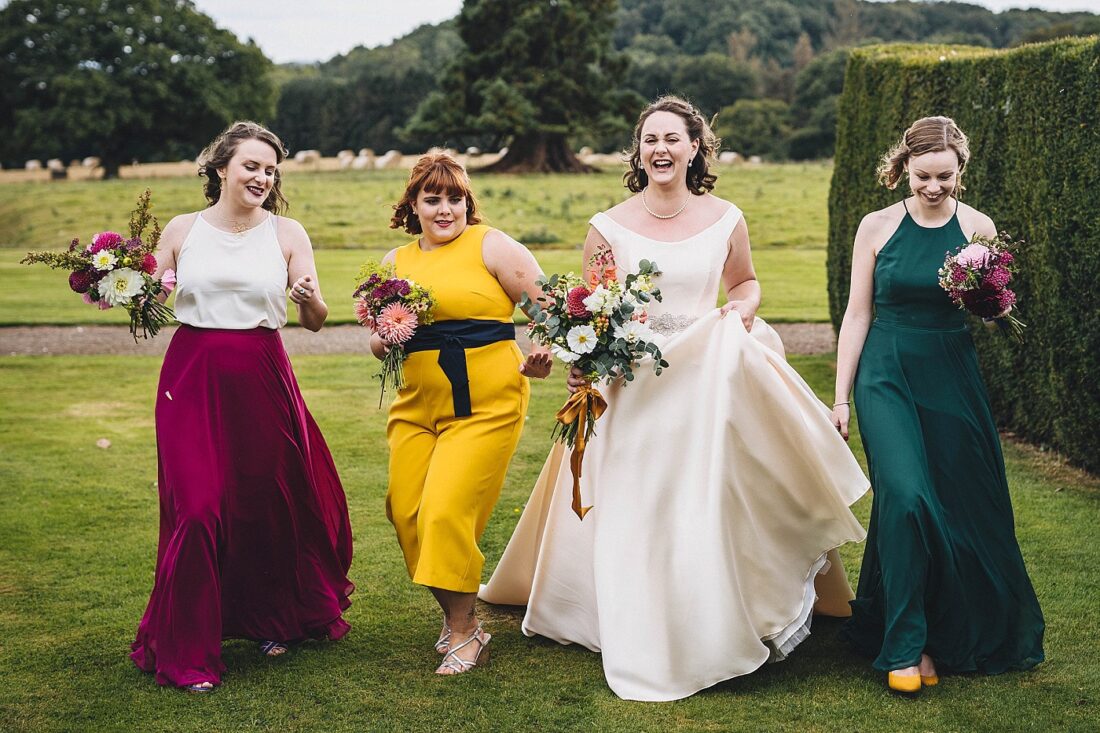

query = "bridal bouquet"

[521,244,666,519]
[938,232,1026,340]
[353,260,435,405]
[21,189,176,340]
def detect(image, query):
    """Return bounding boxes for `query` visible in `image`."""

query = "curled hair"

[197,121,289,215]
[623,95,719,196]
[390,151,481,235]
[877,116,970,194]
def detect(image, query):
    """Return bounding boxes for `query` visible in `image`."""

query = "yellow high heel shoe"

[919,654,939,686]
[887,671,922,693]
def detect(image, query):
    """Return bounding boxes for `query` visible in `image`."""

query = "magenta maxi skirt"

[131,325,354,688]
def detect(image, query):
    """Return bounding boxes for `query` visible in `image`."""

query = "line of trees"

[272,0,1099,166]
[2,1,1098,174]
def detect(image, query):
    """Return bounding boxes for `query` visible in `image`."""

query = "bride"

[479,96,870,701]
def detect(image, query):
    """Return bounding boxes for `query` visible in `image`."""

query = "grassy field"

[0,163,831,325]
[1,354,1097,732]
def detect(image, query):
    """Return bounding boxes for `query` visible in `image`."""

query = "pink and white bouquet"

[521,245,665,519]
[21,190,175,340]
[353,260,435,404]
[938,232,1026,340]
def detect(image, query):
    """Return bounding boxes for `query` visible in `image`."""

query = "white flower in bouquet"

[582,285,620,316]
[551,344,581,363]
[92,250,118,271]
[99,267,145,306]
[566,324,598,354]
[613,319,654,344]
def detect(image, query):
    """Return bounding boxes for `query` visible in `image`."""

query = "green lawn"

[0,163,832,326]
[1,353,1096,732]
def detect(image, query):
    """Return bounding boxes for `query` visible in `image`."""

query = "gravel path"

[0,323,836,357]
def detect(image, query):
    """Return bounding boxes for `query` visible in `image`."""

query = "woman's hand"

[566,366,587,394]
[520,345,553,379]
[289,275,316,305]
[831,403,850,441]
[369,332,393,360]
[720,299,757,332]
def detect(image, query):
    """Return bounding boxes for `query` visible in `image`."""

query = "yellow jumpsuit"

[387,224,531,593]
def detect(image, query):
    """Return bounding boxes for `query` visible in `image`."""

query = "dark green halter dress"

[841,201,1045,674]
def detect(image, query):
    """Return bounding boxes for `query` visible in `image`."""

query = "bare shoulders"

[603,192,729,224]
[955,201,996,239]
[858,202,907,255]
[160,212,200,254]
[275,214,308,240]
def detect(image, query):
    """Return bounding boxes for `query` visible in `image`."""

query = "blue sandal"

[185,681,215,693]
[260,640,288,657]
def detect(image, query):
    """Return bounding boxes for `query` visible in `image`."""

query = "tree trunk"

[478,132,594,174]
[101,158,122,180]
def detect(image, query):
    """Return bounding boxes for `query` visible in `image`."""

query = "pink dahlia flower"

[566,286,592,318]
[354,299,376,328]
[141,253,158,275]
[955,243,991,269]
[375,302,418,344]
[87,231,124,254]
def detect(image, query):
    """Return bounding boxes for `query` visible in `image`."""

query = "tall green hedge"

[828,37,1100,473]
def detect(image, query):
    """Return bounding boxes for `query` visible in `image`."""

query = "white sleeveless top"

[174,212,289,329]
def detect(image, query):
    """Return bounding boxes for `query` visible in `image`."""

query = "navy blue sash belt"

[404,319,516,417]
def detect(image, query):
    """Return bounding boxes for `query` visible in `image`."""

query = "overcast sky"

[190,0,1098,64]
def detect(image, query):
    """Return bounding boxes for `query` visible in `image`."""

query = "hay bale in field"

[352,154,373,170]
[466,146,482,156]
[46,159,64,171]
[358,148,374,158]
[579,146,594,156]
[82,156,100,168]
[337,149,355,169]
[376,150,403,169]
[719,151,743,164]
[25,160,42,170]
[747,155,763,165]
[293,149,321,164]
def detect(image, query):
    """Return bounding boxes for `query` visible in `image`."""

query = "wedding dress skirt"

[480,204,869,701]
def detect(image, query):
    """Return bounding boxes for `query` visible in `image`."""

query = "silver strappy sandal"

[435,624,491,675]
[435,622,452,654]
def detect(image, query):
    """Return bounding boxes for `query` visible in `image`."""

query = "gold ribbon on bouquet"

[554,384,608,520]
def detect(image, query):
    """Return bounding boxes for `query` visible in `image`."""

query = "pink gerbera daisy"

[375,302,418,344]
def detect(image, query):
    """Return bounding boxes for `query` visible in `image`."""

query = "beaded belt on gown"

[647,313,698,336]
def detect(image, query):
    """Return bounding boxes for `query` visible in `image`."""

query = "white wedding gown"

[480,203,869,701]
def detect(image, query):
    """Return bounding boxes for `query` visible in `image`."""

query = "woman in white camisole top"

[130,122,354,693]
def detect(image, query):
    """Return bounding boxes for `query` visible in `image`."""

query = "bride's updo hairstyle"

[877,116,971,194]
[197,121,289,215]
[624,95,720,196]
[390,151,482,235]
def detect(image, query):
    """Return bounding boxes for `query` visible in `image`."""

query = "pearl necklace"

[641,187,690,220]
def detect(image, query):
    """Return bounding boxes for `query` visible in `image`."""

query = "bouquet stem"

[377,347,406,407]
[552,384,608,520]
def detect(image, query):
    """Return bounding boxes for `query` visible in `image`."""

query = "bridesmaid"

[832,116,1044,693]
[131,121,354,692]
[374,152,551,675]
